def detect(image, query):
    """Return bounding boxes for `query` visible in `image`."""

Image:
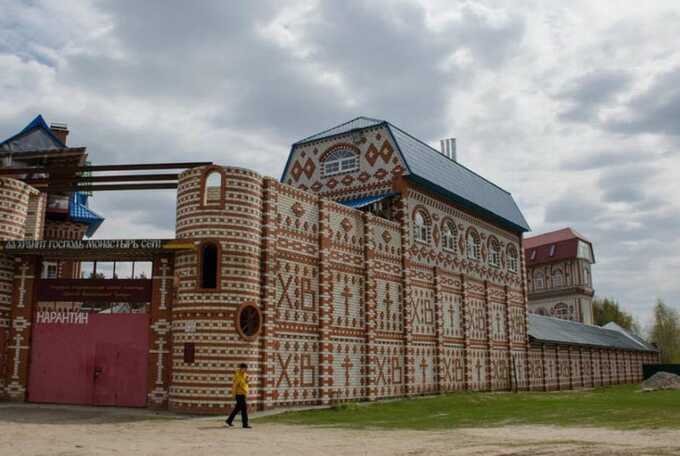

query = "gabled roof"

[524,227,589,249]
[524,227,594,265]
[0,114,66,153]
[285,116,530,233]
[603,322,657,352]
[528,314,656,352]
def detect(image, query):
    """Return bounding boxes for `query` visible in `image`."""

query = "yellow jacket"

[232,370,249,396]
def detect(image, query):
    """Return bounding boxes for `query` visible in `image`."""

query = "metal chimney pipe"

[440,138,457,161]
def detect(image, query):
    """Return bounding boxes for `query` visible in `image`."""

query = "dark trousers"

[227,394,249,427]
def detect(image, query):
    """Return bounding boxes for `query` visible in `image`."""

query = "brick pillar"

[519,236,530,390]
[433,267,444,393]
[484,280,492,390]
[541,344,548,391]
[397,196,414,396]
[5,256,39,401]
[461,274,470,390]
[259,178,278,409]
[503,285,513,391]
[147,255,174,408]
[363,213,377,401]
[317,200,333,405]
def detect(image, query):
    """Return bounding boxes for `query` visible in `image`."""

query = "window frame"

[200,166,226,209]
[321,148,359,178]
[534,271,545,290]
[466,228,481,261]
[198,240,221,291]
[413,210,430,244]
[488,236,500,268]
[507,244,519,273]
[442,220,457,253]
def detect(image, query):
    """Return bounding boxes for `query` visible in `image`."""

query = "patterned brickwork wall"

[147,255,174,408]
[0,178,35,400]
[43,220,88,240]
[171,166,263,413]
[283,125,407,201]
[24,193,46,240]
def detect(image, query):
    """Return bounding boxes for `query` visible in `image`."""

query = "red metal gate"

[27,313,149,407]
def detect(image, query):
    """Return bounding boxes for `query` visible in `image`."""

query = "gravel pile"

[641,371,680,391]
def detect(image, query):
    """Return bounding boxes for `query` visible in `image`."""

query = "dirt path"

[1,404,678,456]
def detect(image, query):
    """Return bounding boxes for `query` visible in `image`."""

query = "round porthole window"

[236,302,262,341]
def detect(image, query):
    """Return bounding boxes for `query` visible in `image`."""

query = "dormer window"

[321,148,358,177]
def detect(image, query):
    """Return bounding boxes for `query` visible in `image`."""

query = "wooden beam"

[0,161,212,176]
[27,173,180,186]
[42,183,179,192]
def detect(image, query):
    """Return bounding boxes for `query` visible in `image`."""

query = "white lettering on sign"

[36,311,89,325]
[4,239,164,250]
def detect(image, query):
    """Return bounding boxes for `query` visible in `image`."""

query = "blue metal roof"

[286,117,530,233]
[0,114,66,151]
[339,192,397,209]
[528,314,657,352]
[69,192,104,237]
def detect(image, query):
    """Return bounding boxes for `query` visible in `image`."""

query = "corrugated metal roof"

[603,322,657,351]
[338,192,397,209]
[69,192,104,237]
[287,116,530,233]
[294,117,384,145]
[528,314,656,352]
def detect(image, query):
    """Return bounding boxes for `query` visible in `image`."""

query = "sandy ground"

[1,403,679,456]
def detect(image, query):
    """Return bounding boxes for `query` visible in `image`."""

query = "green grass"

[257,385,680,430]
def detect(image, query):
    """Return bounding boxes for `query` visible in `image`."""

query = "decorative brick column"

[460,274,470,390]
[433,267,444,393]
[317,199,333,405]
[259,178,278,409]
[397,195,415,396]
[5,256,39,401]
[363,213,378,401]
[483,280,492,390]
[147,255,174,408]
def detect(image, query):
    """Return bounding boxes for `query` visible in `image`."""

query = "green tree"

[649,299,680,363]
[592,297,640,334]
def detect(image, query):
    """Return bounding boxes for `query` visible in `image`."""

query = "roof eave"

[405,174,530,234]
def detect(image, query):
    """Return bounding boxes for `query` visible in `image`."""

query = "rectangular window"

[183,343,195,364]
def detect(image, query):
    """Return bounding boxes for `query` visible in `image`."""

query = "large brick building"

[0,116,658,413]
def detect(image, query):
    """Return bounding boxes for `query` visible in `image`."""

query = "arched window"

[534,271,545,290]
[203,169,224,206]
[488,236,500,268]
[442,221,457,252]
[552,269,563,288]
[321,148,358,177]
[413,210,429,243]
[466,229,480,260]
[507,244,519,273]
[552,302,570,320]
[200,242,219,289]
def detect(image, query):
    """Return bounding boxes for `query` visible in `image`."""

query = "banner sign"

[37,279,153,303]
[36,310,89,325]
[0,239,195,252]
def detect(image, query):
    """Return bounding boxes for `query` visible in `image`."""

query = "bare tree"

[649,299,680,363]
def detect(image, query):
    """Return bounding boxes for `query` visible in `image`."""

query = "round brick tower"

[171,166,264,413]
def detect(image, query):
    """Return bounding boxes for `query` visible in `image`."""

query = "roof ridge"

[293,116,384,145]
[385,122,512,196]
[1,114,66,149]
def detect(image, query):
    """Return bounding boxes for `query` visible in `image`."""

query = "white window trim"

[414,212,429,244]
[442,223,457,253]
[466,234,480,261]
[321,150,359,177]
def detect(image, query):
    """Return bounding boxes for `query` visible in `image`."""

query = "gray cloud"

[606,66,680,136]
[557,70,632,123]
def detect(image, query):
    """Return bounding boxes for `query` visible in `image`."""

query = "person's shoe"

[243,425,252,429]
[225,421,234,427]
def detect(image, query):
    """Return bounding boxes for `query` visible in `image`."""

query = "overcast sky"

[1,0,679,328]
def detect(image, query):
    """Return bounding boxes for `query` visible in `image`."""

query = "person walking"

[226,363,251,428]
